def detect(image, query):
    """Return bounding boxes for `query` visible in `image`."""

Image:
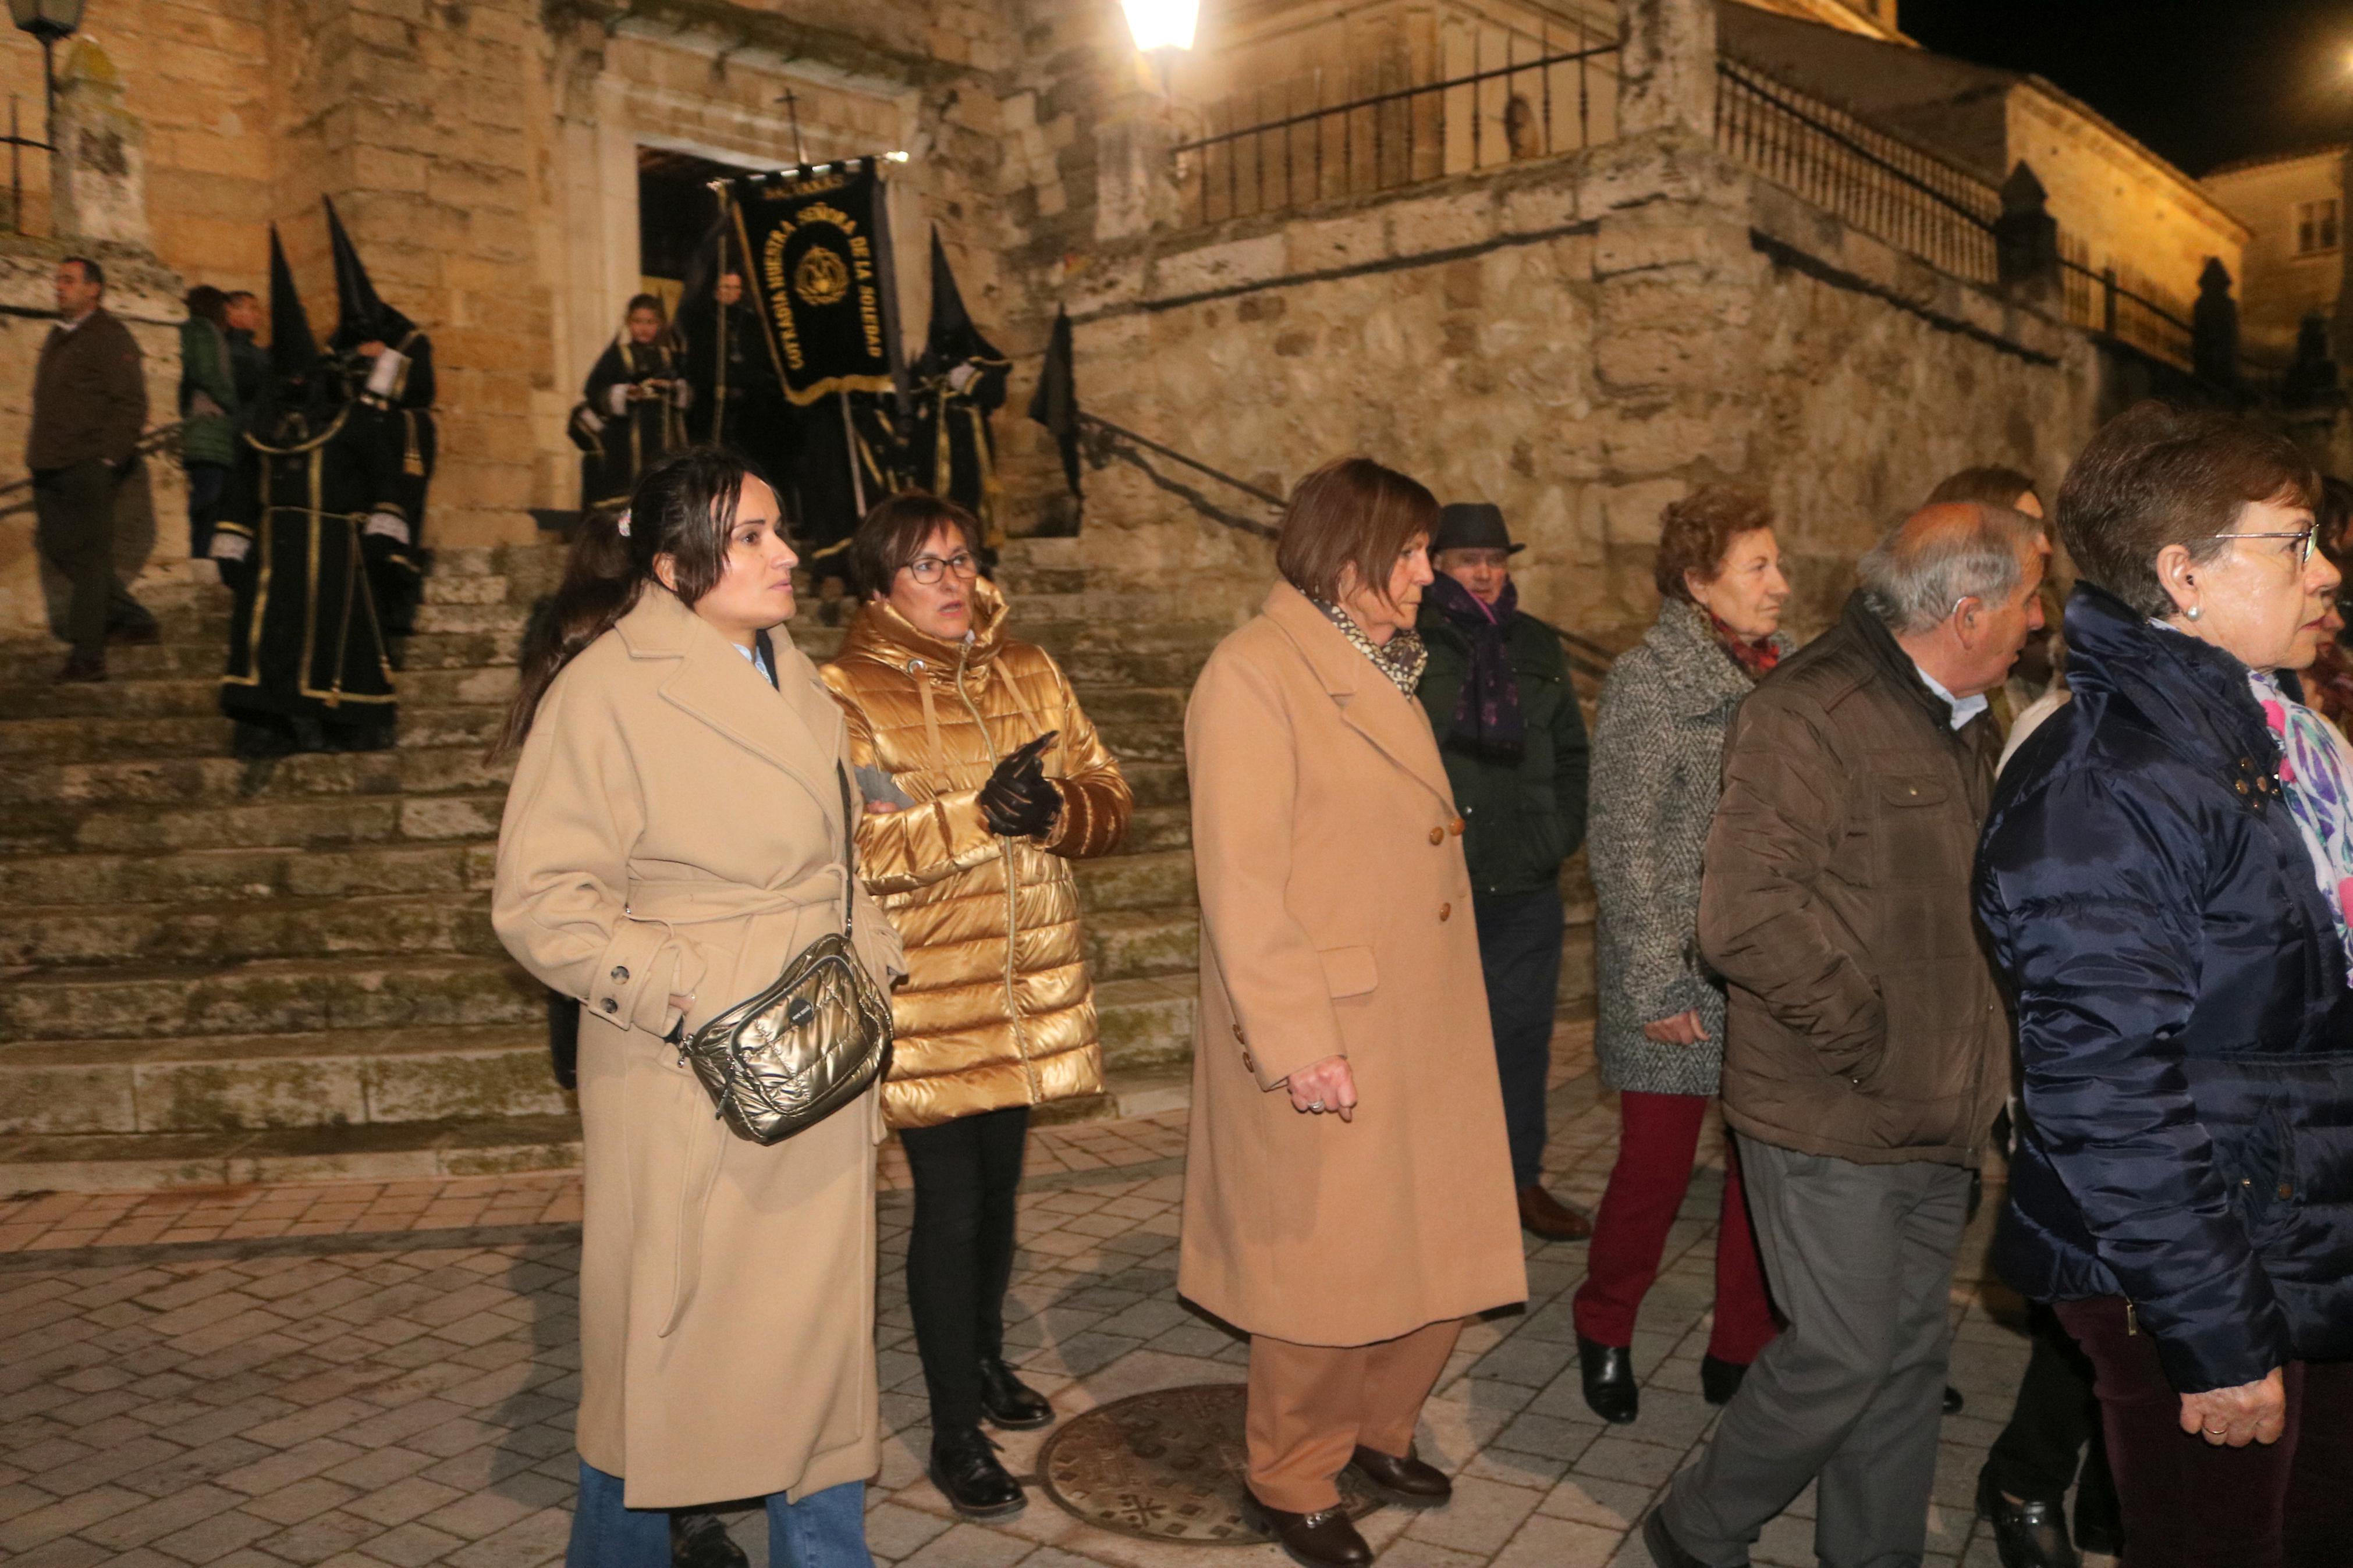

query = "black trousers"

[33,458,126,655]
[1471,888,1564,1190]
[1983,1302,2121,1539]
[900,1104,1030,1434]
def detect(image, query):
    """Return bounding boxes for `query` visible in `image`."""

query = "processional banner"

[725,158,901,406]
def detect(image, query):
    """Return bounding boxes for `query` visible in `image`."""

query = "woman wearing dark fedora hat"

[1414,501,1593,1242]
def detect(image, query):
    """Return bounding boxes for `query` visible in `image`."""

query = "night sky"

[1900,0,2353,176]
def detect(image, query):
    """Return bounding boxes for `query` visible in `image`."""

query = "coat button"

[2279,1182,2295,1200]
[600,997,617,1014]
[1232,1023,1245,1043]
[1428,827,1444,845]
[611,965,629,982]
[1451,817,1465,836]
[1438,902,1452,922]
[2235,780,2250,795]
[1243,1051,1255,1073]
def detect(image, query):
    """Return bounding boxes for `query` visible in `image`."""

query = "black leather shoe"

[1699,1353,1748,1407]
[2074,1519,2121,1559]
[1641,1507,1710,1568]
[1976,1471,2080,1568]
[670,1508,748,1568]
[928,1425,1025,1521]
[1577,1335,1638,1424]
[1944,1384,1966,1416]
[1248,1499,1372,1568]
[1346,1444,1450,1507]
[977,1357,1055,1431]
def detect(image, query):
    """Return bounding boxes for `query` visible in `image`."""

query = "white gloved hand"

[363,511,411,545]
[608,385,631,417]
[208,531,251,563]
[366,349,407,398]
[947,362,978,394]
[673,381,693,409]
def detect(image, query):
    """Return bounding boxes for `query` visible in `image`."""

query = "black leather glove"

[979,732,1061,838]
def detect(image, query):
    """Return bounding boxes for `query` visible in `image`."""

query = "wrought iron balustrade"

[1713,58,2000,286]
[1169,30,1621,229]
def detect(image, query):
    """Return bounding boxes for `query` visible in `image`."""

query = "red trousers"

[1572,1090,1777,1362]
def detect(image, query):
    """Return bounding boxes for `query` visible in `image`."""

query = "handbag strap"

[836,762,857,941]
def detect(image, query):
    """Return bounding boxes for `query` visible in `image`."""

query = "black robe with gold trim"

[356,327,436,636]
[214,399,403,746]
[577,339,686,512]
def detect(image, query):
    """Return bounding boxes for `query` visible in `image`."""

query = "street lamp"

[1119,0,1197,95]
[8,0,84,120]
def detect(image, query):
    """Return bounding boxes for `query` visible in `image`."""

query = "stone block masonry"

[1056,123,2099,648]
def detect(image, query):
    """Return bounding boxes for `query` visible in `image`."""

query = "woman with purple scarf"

[1414,502,1593,1241]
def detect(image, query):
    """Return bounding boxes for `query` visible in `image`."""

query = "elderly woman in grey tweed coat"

[1570,486,1794,1427]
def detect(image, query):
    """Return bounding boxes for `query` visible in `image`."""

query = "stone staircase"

[0,539,1593,1194]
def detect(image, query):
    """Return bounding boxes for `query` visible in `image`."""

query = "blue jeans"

[566,1460,872,1568]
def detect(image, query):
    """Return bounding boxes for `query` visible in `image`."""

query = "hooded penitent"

[324,195,435,632]
[211,223,404,752]
[906,229,1009,548]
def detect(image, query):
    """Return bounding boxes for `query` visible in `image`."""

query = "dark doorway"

[637,147,753,317]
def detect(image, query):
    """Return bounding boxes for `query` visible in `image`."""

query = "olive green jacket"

[1415,602,1590,899]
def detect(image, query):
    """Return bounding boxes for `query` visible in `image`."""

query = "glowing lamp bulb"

[1120,0,1198,54]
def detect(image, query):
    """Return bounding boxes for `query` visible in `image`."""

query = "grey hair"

[1856,504,2043,635]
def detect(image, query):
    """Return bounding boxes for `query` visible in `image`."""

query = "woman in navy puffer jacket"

[1976,403,2353,1568]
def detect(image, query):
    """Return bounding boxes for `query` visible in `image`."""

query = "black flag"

[1028,306,1082,511]
[727,159,900,406]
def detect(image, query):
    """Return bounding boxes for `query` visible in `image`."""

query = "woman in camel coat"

[491,449,903,1566]
[1181,457,1527,1568]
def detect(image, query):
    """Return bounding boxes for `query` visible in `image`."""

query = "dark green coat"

[1415,600,1590,898]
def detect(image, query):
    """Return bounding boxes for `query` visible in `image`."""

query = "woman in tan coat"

[821,493,1130,1521]
[1182,457,1528,1568]
[491,449,904,1567]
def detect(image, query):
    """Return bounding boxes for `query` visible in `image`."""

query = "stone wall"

[2203,148,2344,358]
[1052,126,2099,648]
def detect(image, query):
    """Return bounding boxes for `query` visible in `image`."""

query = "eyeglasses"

[2213,528,2317,565]
[903,552,979,585]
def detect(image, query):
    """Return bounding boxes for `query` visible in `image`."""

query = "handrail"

[1715,59,1999,231]
[0,419,187,522]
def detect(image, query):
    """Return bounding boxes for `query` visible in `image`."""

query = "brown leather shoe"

[1248,1500,1372,1568]
[1348,1444,1450,1507]
[54,650,105,684]
[1518,1183,1593,1240]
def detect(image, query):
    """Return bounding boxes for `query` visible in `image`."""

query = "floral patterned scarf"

[1315,599,1428,697]
[1710,611,1783,684]
[2251,669,2353,982]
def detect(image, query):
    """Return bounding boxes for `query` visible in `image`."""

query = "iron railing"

[1170,26,1620,228]
[1714,58,2000,286]
[2057,234,2194,371]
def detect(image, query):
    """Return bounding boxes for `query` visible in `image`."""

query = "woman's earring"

[2187,605,2202,621]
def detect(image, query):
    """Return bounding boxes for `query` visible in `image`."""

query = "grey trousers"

[1662,1135,1970,1568]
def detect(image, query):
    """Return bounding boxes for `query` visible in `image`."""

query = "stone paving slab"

[0,1036,2113,1568]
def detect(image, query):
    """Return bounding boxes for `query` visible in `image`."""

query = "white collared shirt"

[733,638,772,685]
[1912,663,1986,731]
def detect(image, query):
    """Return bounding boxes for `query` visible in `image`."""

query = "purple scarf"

[1430,573,1524,762]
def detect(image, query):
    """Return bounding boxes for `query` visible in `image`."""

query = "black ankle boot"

[1577,1334,1638,1424]
[1699,1354,1748,1407]
[929,1424,1025,1521]
[977,1357,1055,1430]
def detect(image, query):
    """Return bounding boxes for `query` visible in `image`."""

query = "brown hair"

[1655,486,1774,603]
[852,492,982,599]
[2054,401,2321,620]
[1926,464,2040,511]
[624,293,666,323]
[1274,456,1439,606]
[184,285,229,328]
[493,446,753,756]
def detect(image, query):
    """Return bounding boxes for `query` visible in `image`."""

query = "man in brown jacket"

[29,255,150,682]
[1645,503,2046,1568]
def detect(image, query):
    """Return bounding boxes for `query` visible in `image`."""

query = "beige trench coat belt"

[617,863,857,1339]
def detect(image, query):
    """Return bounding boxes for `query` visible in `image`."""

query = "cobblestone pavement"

[0,1036,2108,1568]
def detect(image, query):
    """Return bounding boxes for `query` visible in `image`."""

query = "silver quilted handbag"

[679,766,895,1144]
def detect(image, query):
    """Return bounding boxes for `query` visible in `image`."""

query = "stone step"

[0,743,514,810]
[1,663,523,720]
[0,1024,570,1136]
[0,1113,587,1195]
[1072,848,1195,913]
[0,954,546,1043]
[0,841,487,907]
[0,788,507,856]
[0,891,501,967]
[1,703,509,763]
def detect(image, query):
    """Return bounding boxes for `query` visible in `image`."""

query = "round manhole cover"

[1037,1382,1383,1544]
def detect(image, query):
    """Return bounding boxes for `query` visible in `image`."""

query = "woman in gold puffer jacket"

[821,492,1130,1521]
